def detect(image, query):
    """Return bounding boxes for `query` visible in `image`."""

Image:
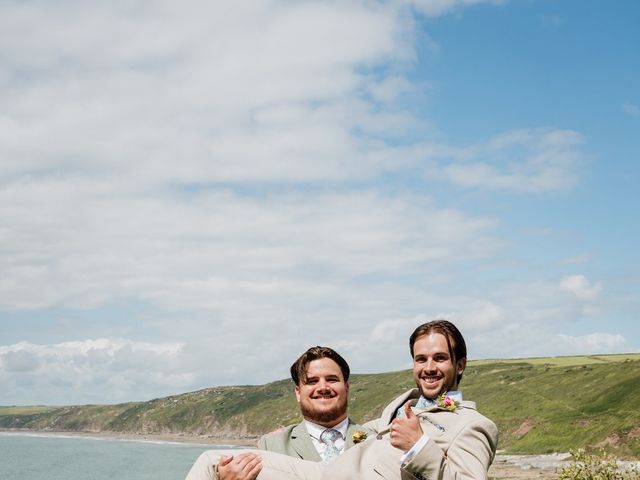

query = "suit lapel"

[344,419,361,449]
[290,422,322,461]
[386,389,420,424]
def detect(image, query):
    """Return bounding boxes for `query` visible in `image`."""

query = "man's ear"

[294,385,301,403]
[345,381,349,394]
[457,357,467,375]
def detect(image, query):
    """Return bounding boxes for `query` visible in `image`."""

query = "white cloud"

[433,129,585,192]
[553,333,629,353]
[540,15,563,28]
[0,0,630,406]
[623,102,640,117]
[0,180,500,313]
[560,275,603,301]
[559,254,592,265]
[0,339,188,404]
[0,0,415,186]
[405,0,507,17]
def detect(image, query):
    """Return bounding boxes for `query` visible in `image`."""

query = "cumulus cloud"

[0,339,188,405]
[0,0,416,186]
[0,0,624,406]
[560,275,603,301]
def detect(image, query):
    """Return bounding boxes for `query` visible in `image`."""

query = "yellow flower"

[352,430,368,444]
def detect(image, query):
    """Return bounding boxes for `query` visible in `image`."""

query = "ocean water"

[0,432,241,480]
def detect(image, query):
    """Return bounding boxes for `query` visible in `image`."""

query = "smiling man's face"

[295,357,349,428]
[412,332,466,400]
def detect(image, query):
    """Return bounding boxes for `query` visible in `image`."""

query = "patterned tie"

[320,428,341,461]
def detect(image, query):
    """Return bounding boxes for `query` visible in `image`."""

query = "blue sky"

[0,0,638,405]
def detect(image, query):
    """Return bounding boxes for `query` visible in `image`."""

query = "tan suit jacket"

[328,388,499,480]
[185,389,497,480]
[257,419,366,461]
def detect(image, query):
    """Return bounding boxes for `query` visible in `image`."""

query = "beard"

[418,384,445,400]
[300,397,348,424]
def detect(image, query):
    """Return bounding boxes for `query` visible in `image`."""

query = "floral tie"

[320,428,341,461]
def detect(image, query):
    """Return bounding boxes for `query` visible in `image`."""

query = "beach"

[489,454,567,480]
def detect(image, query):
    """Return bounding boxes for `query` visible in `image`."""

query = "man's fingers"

[404,400,414,418]
[235,453,260,469]
[244,455,262,479]
[235,453,257,461]
[219,455,234,466]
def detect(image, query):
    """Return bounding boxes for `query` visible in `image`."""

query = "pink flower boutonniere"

[437,392,460,412]
[352,431,368,444]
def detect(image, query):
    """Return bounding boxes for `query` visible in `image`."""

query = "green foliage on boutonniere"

[437,392,460,412]
[352,430,368,444]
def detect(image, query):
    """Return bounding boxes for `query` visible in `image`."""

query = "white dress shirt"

[304,417,349,458]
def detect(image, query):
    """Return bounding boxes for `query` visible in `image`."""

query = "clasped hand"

[218,452,262,480]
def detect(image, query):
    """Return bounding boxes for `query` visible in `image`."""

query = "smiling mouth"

[420,376,442,384]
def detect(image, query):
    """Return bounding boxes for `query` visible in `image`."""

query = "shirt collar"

[304,417,349,441]
[417,390,463,406]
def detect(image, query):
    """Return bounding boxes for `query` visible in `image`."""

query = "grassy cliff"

[2,354,639,458]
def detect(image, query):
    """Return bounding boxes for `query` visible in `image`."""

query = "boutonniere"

[351,430,368,444]
[437,392,460,412]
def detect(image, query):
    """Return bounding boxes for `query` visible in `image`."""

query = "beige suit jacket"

[328,388,499,480]
[257,419,366,461]
[185,389,498,480]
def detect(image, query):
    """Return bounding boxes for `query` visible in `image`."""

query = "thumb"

[219,455,234,466]
[404,400,415,418]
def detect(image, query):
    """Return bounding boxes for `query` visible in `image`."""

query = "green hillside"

[2,354,639,458]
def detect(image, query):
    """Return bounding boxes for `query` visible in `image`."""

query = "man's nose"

[317,379,330,390]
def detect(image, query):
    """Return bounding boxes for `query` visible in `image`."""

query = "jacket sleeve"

[401,417,498,480]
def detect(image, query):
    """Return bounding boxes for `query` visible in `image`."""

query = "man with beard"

[185,346,368,480]
[185,320,498,480]
[258,346,368,460]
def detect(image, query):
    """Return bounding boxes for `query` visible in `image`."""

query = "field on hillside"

[0,406,57,415]
[2,354,639,458]
[472,353,640,367]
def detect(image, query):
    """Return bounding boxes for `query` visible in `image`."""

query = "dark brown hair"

[290,346,350,386]
[409,320,467,384]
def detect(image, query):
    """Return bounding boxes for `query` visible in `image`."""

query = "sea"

[0,432,242,480]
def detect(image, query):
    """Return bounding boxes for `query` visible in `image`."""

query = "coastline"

[0,428,257,447]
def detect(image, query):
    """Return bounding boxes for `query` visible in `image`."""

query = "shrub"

[559,449,639,480]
